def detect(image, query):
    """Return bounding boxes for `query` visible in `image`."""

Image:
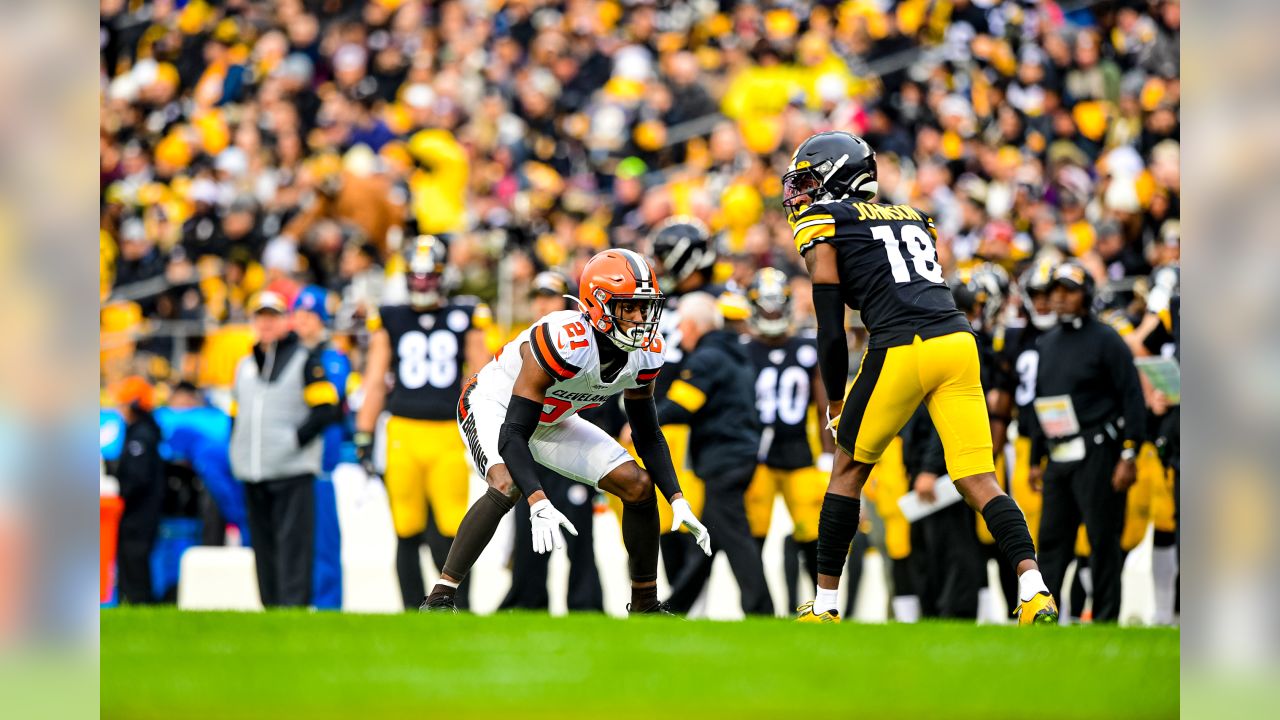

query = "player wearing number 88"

[354,235,493,610]
[784,131,1057,625]
[423,248,712,615]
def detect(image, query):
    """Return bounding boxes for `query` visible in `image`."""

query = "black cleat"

[627,600,678,617]
[419,592,458,614]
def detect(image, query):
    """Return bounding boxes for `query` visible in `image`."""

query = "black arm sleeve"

[812,283,849,402]
[498,394,546,497]
[297,347,341,447]
[296,403,341,447]
[624,394,683,502]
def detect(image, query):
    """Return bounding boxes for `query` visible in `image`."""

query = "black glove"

[354,431,379,479]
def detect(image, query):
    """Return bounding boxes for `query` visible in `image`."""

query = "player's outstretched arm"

[503,343,578,553]
[803,243,849,433]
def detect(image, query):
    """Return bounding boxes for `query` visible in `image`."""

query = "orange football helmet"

[578,248,665,351]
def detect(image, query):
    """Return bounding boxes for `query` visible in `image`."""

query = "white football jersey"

[472,310,666,425]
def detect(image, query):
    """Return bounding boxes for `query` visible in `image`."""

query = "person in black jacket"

[113,377,165,605]
[657,292,773,616]
[1026,263,1147,623]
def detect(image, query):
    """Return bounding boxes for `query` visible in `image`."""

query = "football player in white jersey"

[422,249,712,614]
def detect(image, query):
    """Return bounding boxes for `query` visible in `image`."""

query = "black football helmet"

[650,216,715,291]
[782,131,878,221]
[407,234,449,309]
[949,263,1010,332]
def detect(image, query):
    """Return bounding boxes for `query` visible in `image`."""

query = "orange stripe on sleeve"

[533,325,573,380]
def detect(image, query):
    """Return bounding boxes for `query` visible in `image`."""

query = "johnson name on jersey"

[791,200,970,349]
[373,302,481,421]
[475,310,664,425]
[748,333,819,470]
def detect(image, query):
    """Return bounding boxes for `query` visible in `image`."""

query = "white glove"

[670,498,712,557]
[824,408,840,441]
[530,498,578,554]
[817,452,834,473]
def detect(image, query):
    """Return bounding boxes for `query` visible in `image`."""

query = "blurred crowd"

[98,0,1181,621]
[101,0,1180,392]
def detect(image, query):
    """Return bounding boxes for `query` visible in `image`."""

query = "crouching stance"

[424,249,711,614]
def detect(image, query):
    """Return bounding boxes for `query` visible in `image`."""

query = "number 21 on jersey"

[871,224,943,284]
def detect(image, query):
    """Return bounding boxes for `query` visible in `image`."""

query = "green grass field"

[102,607,1178,720]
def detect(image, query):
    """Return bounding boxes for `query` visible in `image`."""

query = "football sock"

[438,487,517,584]
[816,493,860,577]
[1017,569,1049,603]
[395,534,426,609]
[980,495,1037,571]
[891,595,921,623]
[630,583,658,611]
[434,578,459,590]
[813,587,840,616]
[1152,544,1178,625]
[621,496,660,584]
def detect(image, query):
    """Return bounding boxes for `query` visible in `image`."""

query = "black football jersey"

[376,303,476,420]
[791,200,970,349]
[747,333,819,470]
[996,320,1043,418]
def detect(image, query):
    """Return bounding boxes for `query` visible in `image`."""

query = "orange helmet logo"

[578,249,665,351]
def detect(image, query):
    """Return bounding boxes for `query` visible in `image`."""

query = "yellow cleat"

[1014,591,1059,626]
[796,601,841,624]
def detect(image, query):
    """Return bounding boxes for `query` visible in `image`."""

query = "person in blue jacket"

[292,285,349,610]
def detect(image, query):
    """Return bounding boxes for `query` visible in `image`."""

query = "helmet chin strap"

[564,294,590,314]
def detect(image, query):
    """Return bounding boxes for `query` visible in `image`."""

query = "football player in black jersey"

[741,267,835,610]
[996,257,1058,550]
[784,131,1055,624]
[354,236,492,610]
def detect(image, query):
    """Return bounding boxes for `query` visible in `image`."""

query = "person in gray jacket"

[230,291,341,607]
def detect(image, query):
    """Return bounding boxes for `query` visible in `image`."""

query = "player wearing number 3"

[784,131,1057,624]
[422,248,712,614]
[355,235,493,610]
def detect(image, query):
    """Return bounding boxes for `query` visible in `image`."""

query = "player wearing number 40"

[421,248,712,615]
[354,235,493,611]
[784,131,1057,625]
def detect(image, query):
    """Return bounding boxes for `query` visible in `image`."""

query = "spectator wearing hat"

[291,286,351,610]
[113,376,164,604]
[230,291,341,608]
